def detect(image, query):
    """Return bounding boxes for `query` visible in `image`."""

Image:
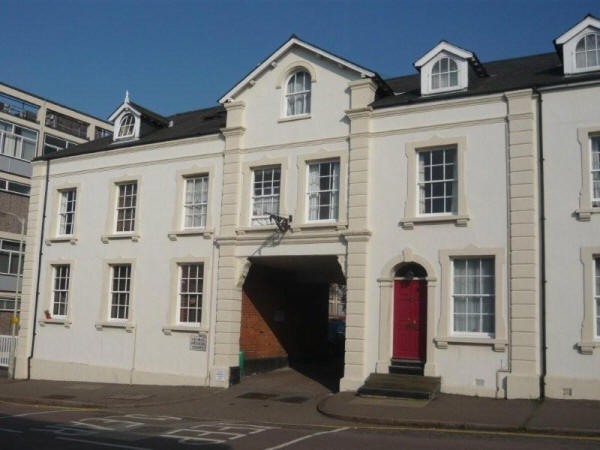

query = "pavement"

[1,367,600,438]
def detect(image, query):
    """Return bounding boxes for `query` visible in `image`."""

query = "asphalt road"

[1,402,599,450]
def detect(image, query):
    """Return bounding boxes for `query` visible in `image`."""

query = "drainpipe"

[496,105,512,397]
[27,159,51,379]
[535,89,547,399]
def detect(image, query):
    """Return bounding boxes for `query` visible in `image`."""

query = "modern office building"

[0,82,111,334]
[13,15,600,399]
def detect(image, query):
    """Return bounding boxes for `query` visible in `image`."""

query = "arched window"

[117,113,135,138]
[285,70,311,116]
[431,57,458,90]
[575,33,600,69]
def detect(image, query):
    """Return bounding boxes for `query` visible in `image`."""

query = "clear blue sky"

[3,0,599,120]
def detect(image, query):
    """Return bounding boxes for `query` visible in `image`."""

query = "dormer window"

[285,70,311,117]
[117,113,135,139]
[555,15,600,75]
[414,41,480,96]
[431,57,459,90]
[575,32,600,70]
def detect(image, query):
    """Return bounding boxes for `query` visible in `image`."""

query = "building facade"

[0,82,111,335]
[14,16,600,399]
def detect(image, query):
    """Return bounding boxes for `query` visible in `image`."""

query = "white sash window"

[307,160,339,222]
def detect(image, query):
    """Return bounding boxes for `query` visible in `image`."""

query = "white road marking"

[264,426,350,449]
[0,409,83,420]
[57,437,152,449]
[0,427,22,433]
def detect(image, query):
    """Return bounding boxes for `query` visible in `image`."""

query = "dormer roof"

[554,13,600,47]
[414,40,488,78]
[108,97,168,127]
[218,35,381,104]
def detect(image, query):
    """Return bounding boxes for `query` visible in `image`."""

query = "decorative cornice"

[220,126,246,137]
[371,93,505,118]
[223,100,246,111]
[345,107,372,120]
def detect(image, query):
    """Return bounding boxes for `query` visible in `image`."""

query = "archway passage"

[239,255,345,391]
[392,262,428,375]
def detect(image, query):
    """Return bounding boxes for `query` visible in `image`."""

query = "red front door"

[393,280,427,361]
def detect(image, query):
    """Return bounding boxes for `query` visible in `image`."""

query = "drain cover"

[237,392,278,400]
[276,396,310,404]
[43,394,75,400]
[107,394,153,401]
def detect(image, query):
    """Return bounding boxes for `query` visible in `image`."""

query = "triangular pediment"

[555,14,600,46]
[414,41,474,69]
[218,35,377,103]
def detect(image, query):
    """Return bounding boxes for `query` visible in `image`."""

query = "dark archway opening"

[239,255,345,391]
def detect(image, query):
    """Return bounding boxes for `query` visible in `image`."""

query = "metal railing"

[45,110,89,139]
[0,335,17,368]
[0,130,37,161]
[0,95,39,123]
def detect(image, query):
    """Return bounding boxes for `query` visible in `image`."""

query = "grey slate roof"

[38,105,225,161]
[374,52,600,109]
[39,49,600,162]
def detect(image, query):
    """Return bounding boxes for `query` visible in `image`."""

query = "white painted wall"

[236,46,358,150]
[368,102,510,396]
[32,137,224,385]
[542,85,600,399]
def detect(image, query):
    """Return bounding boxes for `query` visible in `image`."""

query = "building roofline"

[0,81,111,125]
[218,34,379,103]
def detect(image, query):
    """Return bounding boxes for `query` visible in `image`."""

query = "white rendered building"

[14,16,600,399]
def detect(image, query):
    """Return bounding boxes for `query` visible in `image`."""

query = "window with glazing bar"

[285,70,311,116]
[0,119,38,160]
[252,167,280,225]
[452,258,495,335]
[117,113,135,138]
[307,160,339,221]
[575,33,600,70]
[184,175,208,229]
[0,239,25,276]
[110,264,131,320]
[58,189,76,236]
[418,147,457,215]
[115,182,137,232]
[591,136,600,207]
[52,265,70,318]
[178,263,204,325]
[431,57,458,90]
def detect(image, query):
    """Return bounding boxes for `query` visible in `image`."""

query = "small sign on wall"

[190,333,207,351]
[215,368,226,382]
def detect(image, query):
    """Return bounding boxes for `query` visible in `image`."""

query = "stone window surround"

[276,60,317,122]
[436,246,508,352]
[237,157,288,232]
[45,183,80,246]
[579,247,600,354]
[162,256,211,335]
[376,248,439,377]
[101,175,141,243]
[168,167,215,240]
[38,259,74,328]
[95,258,136,332]
[295,148,348,230]
[575,126,600,221]
[400,136,469,229]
